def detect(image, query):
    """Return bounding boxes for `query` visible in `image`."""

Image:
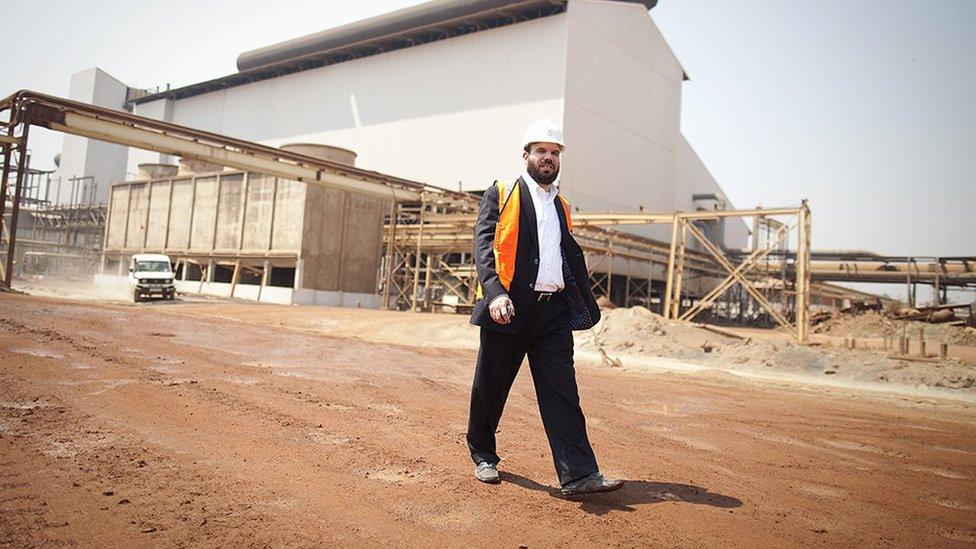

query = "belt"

[534,290,562,302]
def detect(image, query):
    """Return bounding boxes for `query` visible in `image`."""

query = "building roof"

[132,0,657,105]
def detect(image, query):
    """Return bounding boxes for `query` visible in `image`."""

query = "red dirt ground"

[1,293,974,547]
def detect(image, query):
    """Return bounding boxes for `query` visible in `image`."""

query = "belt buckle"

[537,291,553,302]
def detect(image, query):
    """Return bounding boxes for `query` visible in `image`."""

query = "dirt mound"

[937,325,976,346]
[722,343,976,391]
[586,307,738,360]
[813,311,897,337]
[583,306,976,392]
[814,310,976,347]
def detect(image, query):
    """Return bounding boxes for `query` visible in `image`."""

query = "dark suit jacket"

[470,178,601,333]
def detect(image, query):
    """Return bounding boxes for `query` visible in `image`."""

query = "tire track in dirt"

[0,368,323,546]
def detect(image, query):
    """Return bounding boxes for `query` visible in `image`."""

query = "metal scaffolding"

[17,202,108,277]
[378,195,818,341]
[662,204,812,342]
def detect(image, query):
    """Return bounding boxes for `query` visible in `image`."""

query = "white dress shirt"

[522,170,565,292]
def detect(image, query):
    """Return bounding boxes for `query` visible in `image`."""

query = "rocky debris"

[580,306,976,392]
[813,310,976,346]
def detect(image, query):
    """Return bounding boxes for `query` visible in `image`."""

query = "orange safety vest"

[476,180,573,299]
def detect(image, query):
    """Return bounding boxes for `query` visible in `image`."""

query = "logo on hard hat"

[523,119,566,150]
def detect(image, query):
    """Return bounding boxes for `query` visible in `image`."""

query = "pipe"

[0,90,473,202]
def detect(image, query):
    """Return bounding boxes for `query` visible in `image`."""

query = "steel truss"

[661,204,812,341]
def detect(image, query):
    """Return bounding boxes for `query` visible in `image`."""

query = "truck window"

[134,261,171,272]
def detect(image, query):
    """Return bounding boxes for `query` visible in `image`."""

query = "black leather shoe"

[560,472,623,496]
[475,461,500,484]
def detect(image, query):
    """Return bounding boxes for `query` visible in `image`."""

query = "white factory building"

[58,0,748,248]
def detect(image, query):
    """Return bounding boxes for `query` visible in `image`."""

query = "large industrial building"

[60,0,746,244]
[50,0,767,308]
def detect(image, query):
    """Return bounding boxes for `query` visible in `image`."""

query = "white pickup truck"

[128,253,176,302]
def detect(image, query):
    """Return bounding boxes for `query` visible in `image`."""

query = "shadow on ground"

[500,472,742,515]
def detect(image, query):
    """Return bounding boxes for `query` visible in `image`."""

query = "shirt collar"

[521,169,559,197]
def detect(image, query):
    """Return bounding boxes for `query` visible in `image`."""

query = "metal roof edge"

[132,0,656,105]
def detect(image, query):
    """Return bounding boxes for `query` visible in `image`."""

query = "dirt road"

[2,293,975,547]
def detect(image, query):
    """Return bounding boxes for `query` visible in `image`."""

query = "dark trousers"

[466,296,598,486]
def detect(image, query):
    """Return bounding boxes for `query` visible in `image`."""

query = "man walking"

[466,119,623,496]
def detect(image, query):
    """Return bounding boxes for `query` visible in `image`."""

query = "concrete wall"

[144,180,170,249]
[103,171,383,296]
[562,0,684,244]
[337,193,387,294]
[105,171,305,255]
[58,68,130,205]
[124,183,149,249]
[241,174,276,250]
[298,185,386,294]
[105,185,129,250]
[299,186,346,291]
[167,179,194,249]
[132,14,569,191]
[215,173,245,250]
[272,179,305,251]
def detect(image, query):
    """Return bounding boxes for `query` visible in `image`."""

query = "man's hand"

[488,294,515,325]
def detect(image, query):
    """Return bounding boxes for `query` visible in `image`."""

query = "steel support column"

[411,193,427,311]
[4,120,29,287]
[663,214,680,319]
[796,201,811,342]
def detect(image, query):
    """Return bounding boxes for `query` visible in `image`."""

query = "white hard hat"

[522,118,565,150]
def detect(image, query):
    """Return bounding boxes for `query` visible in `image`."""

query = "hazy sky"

[3,0,973,300]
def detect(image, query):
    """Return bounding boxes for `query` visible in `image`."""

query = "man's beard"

[528,162,559,186]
